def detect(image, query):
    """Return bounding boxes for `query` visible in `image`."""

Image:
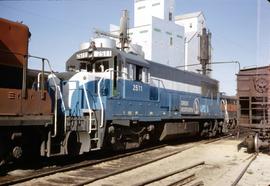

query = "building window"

[140,30,148,34]
[138,6,146,10]
[177,35,183,39]
[190,23,193,28]
[154,28,161,32]
[170,37,173,46]
[166,31,172,35]
[169,12,173,21]
[152,3,160,6]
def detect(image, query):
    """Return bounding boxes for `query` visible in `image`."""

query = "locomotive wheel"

[254,133,259,153]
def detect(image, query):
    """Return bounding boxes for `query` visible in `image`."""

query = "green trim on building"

[154,28,161,32]
[140,30,148,33]
[152,3,160,6]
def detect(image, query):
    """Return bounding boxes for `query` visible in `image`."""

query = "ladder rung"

[81,109,93,113]
[91,138,99,141]
[91,148,101,151]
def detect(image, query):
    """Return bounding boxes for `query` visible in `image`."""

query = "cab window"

[127,63,149,83]
[127,63,135,80]
[135,66,143,82]
[95,60,109,72]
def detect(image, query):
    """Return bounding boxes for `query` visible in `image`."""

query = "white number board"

[76,52,89,59]
[93,50,112,57]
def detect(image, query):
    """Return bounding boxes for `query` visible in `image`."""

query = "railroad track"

[231,153,258,186]
[1,135,232,186]
[0,144,167,186]
[133,161,205,186]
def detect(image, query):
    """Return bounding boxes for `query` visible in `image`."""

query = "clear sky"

[1,0,269,95]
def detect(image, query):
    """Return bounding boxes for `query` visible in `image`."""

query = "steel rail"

[133,162,204,186]
[76,136,230,186]
[231,153,258,186]
[1,135,232,186]
[76,146,195,186]
[189,180,204,186]
[0,144,166,186]
[166,173,196,186]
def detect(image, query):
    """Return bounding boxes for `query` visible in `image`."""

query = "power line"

[176,61,241,72]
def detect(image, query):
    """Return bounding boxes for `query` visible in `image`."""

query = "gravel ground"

[88,138,270,186]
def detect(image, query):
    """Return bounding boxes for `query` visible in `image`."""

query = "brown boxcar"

[237,66,270,126]
[237,65,270,152]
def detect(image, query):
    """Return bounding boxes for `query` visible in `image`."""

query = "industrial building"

[110,0,212,76]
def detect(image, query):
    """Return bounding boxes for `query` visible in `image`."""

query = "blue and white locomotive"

[0,13,228,166]
[47,37,226,155]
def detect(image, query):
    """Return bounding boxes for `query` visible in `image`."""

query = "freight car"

[0,18,54,165]
[237,66,270,152]
[0,14,227,166]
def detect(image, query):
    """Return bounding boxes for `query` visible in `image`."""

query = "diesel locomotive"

[0,16,228,166]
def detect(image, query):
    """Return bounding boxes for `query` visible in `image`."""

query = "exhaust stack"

[119,10,129,51]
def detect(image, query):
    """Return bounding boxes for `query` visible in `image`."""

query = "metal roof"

[240,65,270,72]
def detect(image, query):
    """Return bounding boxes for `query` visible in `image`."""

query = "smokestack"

[119,10,129,51]
[199,28,211,75]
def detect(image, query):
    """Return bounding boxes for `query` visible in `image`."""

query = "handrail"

[82,82,93,133]
[0,51,66,137]
[37,72,50,90]
[150,77,168,101]
[150,77,166,90]
[221,99,229,123]
[108,69,128,98]
[30,57,66,137]
[97,69,111,128]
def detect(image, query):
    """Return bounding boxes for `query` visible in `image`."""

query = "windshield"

[78,58,112,72]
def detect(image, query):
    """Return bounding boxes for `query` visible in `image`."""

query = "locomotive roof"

[66,47,150,71]
[117,49,150,68]
[66,47,218,87]
[148,60,219,87]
